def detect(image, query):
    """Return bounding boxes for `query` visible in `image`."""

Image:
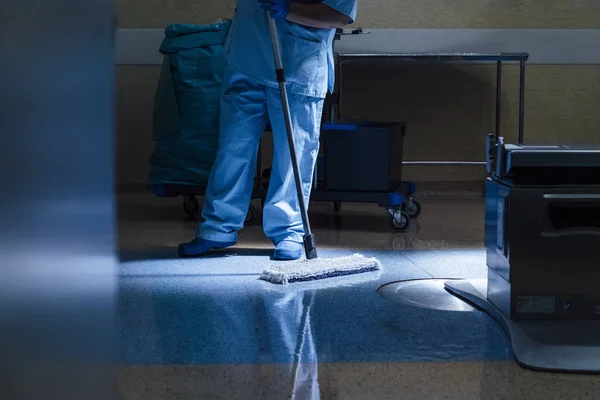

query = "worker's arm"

[286,2,351,29]
[259,0,355,29]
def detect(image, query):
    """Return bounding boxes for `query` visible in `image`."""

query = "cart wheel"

[183,195,199,216]
[246,205,255,224]
[390,211,411,231]
[403,199,422,218]
[333,201,342,212]
[390,234,408,251]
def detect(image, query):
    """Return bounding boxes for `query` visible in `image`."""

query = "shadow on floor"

[119,248,274,262]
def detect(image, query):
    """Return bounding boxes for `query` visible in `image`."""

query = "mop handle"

[266,14,314,240]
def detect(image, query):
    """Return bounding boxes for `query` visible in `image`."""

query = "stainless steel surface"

[337,53,529,61]
[114,29,600,66]
[485,177,600,320]
[403,161,486,166]
[496,61,502,139]
[0,0,116,398]
[267,15,284,70]
[446,279,600,373]
[331,52,528,159]
[379,279,478,312]
[489,142,600,179]
[507,147,600,168]
[518,61,526,144]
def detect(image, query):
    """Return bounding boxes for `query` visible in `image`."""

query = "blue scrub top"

[224,0,357,99]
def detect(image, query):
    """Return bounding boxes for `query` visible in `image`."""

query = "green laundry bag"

[149,20,231,187]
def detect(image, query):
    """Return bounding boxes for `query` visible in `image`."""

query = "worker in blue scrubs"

[178,0,357,260]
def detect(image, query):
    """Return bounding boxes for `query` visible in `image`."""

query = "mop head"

[260,253,382,285]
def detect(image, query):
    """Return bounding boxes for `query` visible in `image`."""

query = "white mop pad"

[260,253,383,285]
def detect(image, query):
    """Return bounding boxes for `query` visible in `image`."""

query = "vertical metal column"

[337,58,343,120]
[518,60,526,144]
[495,61,502,141]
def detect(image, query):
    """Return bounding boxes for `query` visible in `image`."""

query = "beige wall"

[117,0,600,28]
[116,1,600,186]
[343,63,600,181]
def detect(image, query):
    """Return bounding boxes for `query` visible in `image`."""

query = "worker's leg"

[178,70,268,257]
[261,290,320,398]
[264,88,324,260]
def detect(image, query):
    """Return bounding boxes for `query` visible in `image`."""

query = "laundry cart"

[151,149,267,224]
[149,20,268,224]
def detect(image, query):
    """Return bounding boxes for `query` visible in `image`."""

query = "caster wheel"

[390,235,408,251]
[403,199,421,218]
[390,211,411,231]
[333,201,342,212]
[245,205,255,224]
[183,195,200,216]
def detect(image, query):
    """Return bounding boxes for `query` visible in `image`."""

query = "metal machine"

[484,134,600,320]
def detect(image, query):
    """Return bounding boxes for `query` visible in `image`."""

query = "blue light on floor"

[118,249,511,365]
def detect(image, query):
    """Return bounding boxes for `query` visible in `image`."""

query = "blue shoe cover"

[178,238,235,257]
[273,240,303,261]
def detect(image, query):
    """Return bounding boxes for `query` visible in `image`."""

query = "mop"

[259,13,382,285]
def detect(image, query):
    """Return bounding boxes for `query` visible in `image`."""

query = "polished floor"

[116,192,600,399]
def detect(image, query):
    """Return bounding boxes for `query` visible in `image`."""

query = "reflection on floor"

[117,192,600,400]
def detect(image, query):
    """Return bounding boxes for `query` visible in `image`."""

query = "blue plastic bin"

[321,121,406,192]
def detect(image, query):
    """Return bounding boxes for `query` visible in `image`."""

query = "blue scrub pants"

[196,68,324,245]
